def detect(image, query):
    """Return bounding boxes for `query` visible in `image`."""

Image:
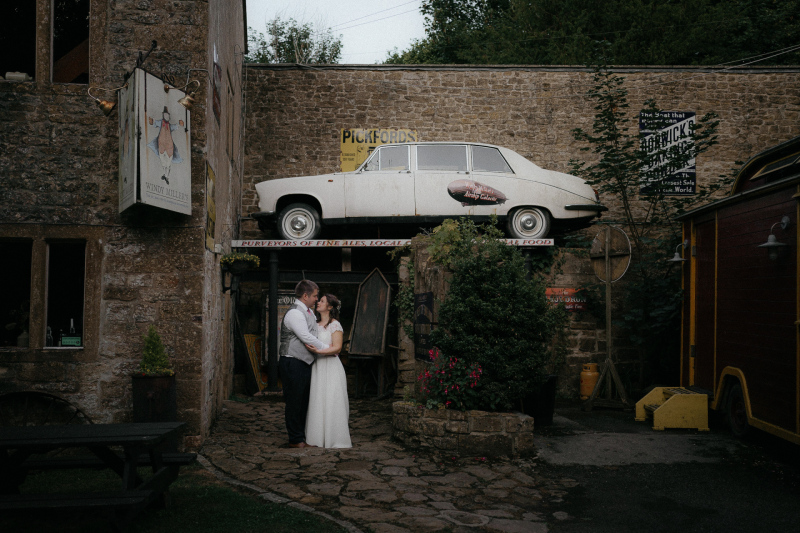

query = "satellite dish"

[590,226,632,283]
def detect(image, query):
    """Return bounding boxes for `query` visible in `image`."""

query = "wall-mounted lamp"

[758,216,791,260]
[668,239,690,262]
[87,85,126,116]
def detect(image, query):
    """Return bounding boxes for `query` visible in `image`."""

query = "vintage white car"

[252,142,605,240]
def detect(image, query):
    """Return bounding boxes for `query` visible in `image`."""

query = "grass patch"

[1,463,348,533]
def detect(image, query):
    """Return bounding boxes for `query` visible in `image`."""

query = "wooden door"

[693,220,716,390]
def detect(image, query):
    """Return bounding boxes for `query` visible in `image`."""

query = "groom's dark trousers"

[279,356,313,444]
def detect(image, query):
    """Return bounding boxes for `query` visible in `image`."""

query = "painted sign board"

[340,128,418,172]
[639,111,696,196]
[118,68,192,215]
[232,239,554,248]
[205,162,216,251]
[546,288,587,312]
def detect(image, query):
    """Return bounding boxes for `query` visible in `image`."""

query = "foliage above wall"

[387,0,800,66]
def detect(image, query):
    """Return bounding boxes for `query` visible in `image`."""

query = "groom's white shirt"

[282,300,328,355]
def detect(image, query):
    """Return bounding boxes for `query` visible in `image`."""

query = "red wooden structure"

[676,136,800,444]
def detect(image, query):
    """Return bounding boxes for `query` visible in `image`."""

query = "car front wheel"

[277,203,321,240]
[507,207,551,239]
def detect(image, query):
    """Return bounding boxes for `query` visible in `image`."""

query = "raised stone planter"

[392,401,535,457]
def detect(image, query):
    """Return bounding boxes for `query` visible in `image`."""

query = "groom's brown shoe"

[288,442,307,448]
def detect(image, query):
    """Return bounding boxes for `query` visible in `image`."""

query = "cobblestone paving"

[200,396,578,533]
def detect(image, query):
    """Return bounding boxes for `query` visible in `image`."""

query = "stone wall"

[0,0,245,448]
[392,402,536,457]
[242,64,800,397]
[242,64,800,238]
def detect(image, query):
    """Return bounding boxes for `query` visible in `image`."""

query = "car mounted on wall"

[251,142,606,240]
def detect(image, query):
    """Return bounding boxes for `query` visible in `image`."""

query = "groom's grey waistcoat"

[279,302,318,365]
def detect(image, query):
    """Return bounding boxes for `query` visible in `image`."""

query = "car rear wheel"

[726,382,751,438]
[507,207,551,239]
[277,203,321,240]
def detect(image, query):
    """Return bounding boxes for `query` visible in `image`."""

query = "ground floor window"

[0,241,33,347]
[47,241,86,346]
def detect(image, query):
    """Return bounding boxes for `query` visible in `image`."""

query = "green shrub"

[427,219,567,411]
[138,326,173,376]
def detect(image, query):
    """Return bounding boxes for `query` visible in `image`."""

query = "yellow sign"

[340,128,418,172]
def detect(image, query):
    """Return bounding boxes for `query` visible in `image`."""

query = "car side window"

[417,145,468,172]
[363,146,409,171]
[472,146,513,173]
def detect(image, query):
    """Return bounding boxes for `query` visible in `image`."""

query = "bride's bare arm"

[305,330,344,356]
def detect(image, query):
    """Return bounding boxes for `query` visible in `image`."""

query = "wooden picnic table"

[0,422,194,531]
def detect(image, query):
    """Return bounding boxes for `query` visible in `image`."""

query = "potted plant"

[132,326,176,424]
[220,252,260,275]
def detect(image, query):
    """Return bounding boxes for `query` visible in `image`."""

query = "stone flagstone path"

[200,396,577,532]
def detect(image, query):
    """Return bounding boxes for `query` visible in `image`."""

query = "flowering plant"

[418,348,482,410]
[220,252,260,268]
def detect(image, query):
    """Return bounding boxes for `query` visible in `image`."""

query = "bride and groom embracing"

[278,279,352,449]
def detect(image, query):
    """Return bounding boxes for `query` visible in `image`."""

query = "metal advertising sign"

[205,162,216,251]
[340,128,418,172]
[639,110,696,196]
[545,288,587,312]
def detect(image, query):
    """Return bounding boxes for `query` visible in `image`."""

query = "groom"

[279,279,329,448]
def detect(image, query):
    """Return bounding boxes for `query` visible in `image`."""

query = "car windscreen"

[417,145,468,172]
[472,146,513,173]
[363,145,409,171]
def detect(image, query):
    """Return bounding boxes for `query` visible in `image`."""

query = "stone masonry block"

[421,418,446,437]
[445,420,469,434]
[470,416,504,433]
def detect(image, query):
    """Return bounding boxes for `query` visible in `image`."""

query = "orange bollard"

[580,363,600,400]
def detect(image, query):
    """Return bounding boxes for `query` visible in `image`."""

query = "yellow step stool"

[635,387,709,431]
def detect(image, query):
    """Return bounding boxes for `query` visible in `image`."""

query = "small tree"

[427,219,567,411]
[139,326,173,376]
[246,17,342,64]
[569,57,731,386]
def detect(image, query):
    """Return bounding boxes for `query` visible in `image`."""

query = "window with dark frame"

[53,0,90,83]
[0,2,36,81]
[47,241,86,347]
[0,241,33,347]
[417,145,468,172]
[472,146,513,173]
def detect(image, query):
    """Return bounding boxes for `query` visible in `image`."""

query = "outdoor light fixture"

[668,239,690,262]
[758,215,791,260]
[174,68,208,110]
[87,85,126,116]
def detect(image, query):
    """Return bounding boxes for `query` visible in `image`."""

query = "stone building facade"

[241,64,800,396]
[0,0,245,448]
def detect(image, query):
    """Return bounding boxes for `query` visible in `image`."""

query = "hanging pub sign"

[119,68,192,215]
[639,111,696,196]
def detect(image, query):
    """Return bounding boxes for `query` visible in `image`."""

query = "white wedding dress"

[305,320,352,448]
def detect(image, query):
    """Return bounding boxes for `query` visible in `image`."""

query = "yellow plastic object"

[635,387,709,431]
[580,363,600,400]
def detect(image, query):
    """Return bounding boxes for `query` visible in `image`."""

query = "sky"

[245,0,428,64]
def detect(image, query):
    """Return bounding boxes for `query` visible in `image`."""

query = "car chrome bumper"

[564,204,608,212]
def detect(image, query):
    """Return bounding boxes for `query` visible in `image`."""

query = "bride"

[304,293,352,448]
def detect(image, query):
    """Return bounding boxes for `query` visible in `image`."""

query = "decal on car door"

[447,179,508,206]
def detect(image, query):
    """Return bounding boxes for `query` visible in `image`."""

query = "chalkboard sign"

[348,269,391,356]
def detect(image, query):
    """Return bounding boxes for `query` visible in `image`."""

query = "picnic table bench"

[0,422,193,532]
